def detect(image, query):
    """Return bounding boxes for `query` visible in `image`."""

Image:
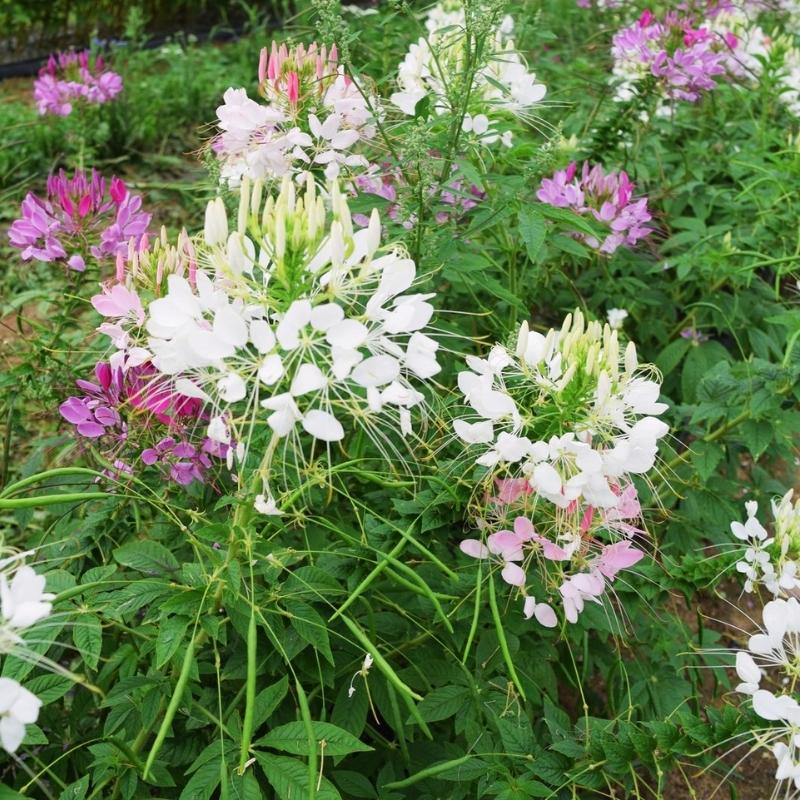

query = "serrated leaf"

[113,541,179,576]
[253,676,289,730]
[179,757,220,800]
[25,674,72,704]
[156,616,190,668]
[72,614,102,670]
[258,721,373,756]
[255,753,341,800]
[518,208,546,262]
[415,685,470,723]
[284,600,334,665]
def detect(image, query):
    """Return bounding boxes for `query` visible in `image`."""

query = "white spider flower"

[390,1,546,138]
[143,174,442,513]
[0,563,55,653]
[0,678,42,753]
[453,310,668,510]
[731,494,800,596]
[213,42,380,186]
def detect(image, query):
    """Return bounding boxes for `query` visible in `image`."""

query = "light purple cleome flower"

[354,162,486,229]
[34,50,122,117]
[141,437,216,486]
[611,9,735,104]
[536,161,652,254]
[8,169,150,272]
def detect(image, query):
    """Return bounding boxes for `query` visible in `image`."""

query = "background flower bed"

[0,1,798,799]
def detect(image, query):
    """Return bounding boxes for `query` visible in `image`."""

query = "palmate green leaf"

[255,752,342,800]
[113,540,179,576]
[257,720,373,756]
[72,613,102,670]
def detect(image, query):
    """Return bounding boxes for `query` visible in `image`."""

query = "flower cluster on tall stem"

[33,50,122,116]
[213,41,379,185]
[9,169,150,273]
[116,174,444,513]
[390,0,546,146]
[455,310,668,626]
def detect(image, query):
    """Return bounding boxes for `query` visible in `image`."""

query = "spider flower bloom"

[731,491,800,596]
[213,41,379,185]
[453,309,668,511]
[8,169,150,271]
[0,678,42,754]
[536,162,652,254]
[728,598,800,795]
[33,50,122,116]
[611,10,732,104]
[391,1,546,139]
[144,174,443,512]
[59,360,216,486]
[452,312,666,626]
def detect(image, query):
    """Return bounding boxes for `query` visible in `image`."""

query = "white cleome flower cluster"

[734,598,800,793]
[390,0,546,142]
[453,310,668,510]
[144,175,442,512]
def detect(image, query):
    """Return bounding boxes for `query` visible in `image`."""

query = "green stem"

[487,574,526,702]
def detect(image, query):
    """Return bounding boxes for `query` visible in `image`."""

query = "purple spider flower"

[536,161,652,254]
[141,437,213,486]
[8,169,150,271]
[33,50,122,117]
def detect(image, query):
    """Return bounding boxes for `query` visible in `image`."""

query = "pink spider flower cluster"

[8,169,150,272]
[33,50,122,116]
[611,9,737,104]
[461,483,646,627]
[58,230,228,486]
[213,41,379,185]
[536,161,652,254]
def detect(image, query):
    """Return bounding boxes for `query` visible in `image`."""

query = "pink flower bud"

[286,71,299,104]
[258,47,268,84]
[109,176,127,205]
[115,250,125,283]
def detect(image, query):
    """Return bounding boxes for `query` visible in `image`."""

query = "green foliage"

[0,0,797,797]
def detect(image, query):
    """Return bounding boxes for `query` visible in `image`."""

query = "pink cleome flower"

[8,169,150,272]
[612,9,733,103]
[536,161,652,254]
[34,50,122,117]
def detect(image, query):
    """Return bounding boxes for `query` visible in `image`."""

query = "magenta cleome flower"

[8,169,150,272]
[536,161,652,254]
[33,50,122,117]
[59,361,221,486]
